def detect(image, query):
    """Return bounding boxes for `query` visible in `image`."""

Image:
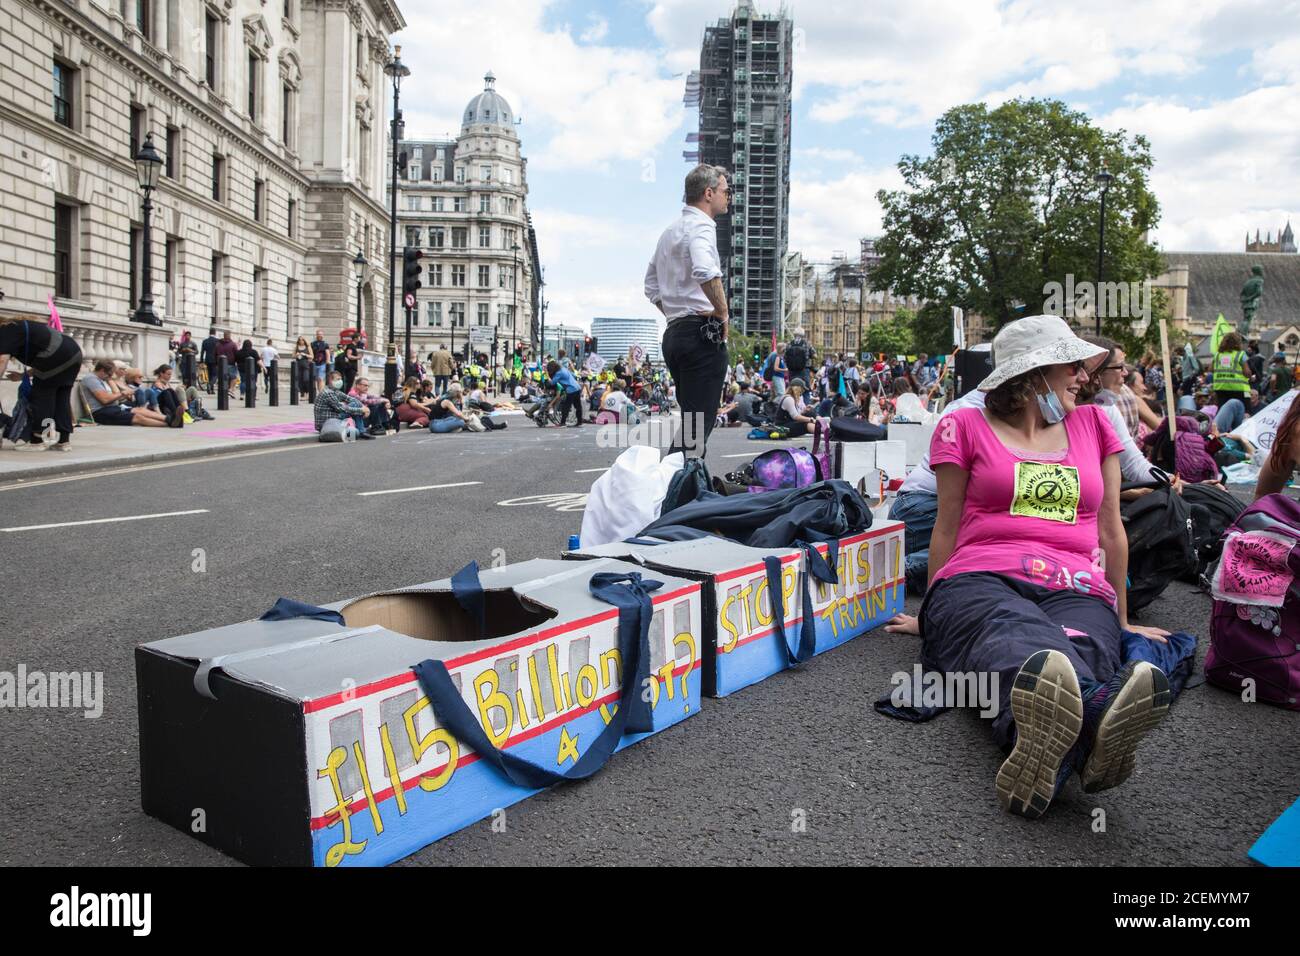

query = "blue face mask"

[1037,373,1066,424]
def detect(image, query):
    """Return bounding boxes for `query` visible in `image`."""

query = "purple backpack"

[748,448,821,493]
[1205,493,1300,710]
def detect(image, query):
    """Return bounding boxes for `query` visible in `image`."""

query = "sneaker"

[1077,661,1171,794]
[169,405,185,428]
[48,442,71,452]
[996,649,1084,819]
[355,431,376,440]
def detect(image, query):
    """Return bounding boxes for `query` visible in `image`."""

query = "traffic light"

[589,336,598,355]
[583,335,592,355]
[752,348,761,364]
[402,247,423,298]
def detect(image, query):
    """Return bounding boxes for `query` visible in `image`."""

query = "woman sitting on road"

[395,376,433,430]
[427,382,469,434]
[774,378,818,437]
[887,315,1171,820]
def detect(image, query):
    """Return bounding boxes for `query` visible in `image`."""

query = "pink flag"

[47,294,63,331]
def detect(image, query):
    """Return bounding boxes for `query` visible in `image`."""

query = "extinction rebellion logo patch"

[1011,461,1080,524]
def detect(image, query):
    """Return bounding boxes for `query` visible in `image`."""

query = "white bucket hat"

[978,315,1107,392]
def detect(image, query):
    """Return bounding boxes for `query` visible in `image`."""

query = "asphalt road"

[1,418,1296,867]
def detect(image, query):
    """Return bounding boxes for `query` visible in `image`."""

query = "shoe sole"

[1079,662,1171,794]
[996,649,1083,819]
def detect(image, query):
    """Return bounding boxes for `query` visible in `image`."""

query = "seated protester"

[1082,336,1182,497]
[1141,413,1221,484]
[1254,390,1300,498]
[349,377,393,436]
[154,365,213,421]
[462,378,494,414]
[730,381,765,427]
[82,359,177,427]
[313,372,374,440]
[428,382,470,434]
[1266,354,1294,402]
[396,376,433,429]
[595,378,638,425]
[886,315,1171,819]
[774,378,817,437]
[1124,368,1163,439]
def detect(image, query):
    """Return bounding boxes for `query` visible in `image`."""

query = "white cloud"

[1099,86,1300,251]
[789,166,905,261]
[580,16,610,44]
[394,1,682,172]
[795,147,862,163]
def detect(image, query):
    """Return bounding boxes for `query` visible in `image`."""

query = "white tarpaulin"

[1234,388,1299,463]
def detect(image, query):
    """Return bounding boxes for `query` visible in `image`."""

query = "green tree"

[910,301,957,355]
[865,314,914,356]
[872,98,1164,330]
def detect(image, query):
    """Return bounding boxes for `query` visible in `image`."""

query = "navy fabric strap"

[412,570,663,790]
[259,597,345,625]
[764,538,840,666]
[451,561,486,640]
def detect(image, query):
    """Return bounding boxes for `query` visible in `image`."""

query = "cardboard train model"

[136,523,905,867]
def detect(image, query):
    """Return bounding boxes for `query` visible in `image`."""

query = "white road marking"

[357,481,482,497]
[574,467,609,473]
[2,509,209,532]
[0,442,324,492]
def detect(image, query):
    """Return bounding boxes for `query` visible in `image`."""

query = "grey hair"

[684,164,729,204]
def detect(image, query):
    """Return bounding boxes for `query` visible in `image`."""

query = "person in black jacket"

[234,339,261,399]
[200,327,219,394]
[0,316,84,449]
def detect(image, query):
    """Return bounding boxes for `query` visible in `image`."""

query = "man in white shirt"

[260,338,279,392]
[645,163,732,457]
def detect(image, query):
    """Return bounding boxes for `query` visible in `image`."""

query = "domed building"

[391,73,541,377]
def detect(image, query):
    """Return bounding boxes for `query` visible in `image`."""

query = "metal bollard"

[306,362,317,403]
[244,357,257,408]
[182,353,196,389]
[217,356,229,411]
[269,359,279,407]
[289,358,299,406]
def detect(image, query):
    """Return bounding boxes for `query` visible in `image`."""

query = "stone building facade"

[0,0,403,374]
[390,73,538,366]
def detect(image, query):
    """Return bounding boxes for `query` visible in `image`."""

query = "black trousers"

[920,572,1122,750]
[204,362,218,393]
[662,315,729,456]
[559,390,584,425]
[24,356,82,443]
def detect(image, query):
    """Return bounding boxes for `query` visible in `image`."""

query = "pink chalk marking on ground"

[190,421,317,441]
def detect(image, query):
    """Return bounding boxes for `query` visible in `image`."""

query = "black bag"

[829,416,887,442]
[642,479,872,549]
[1179,483,1246,581]
[661,457,712,514]
[1121,486,1197,612]
[786,340,808,372]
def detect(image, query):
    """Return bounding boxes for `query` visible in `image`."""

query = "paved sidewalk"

[0,403,320,481]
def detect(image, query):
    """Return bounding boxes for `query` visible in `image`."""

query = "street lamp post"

[1095,163,1114,335]
[383,46,410,396]
[132,131,163,326]
[512,241,520,387]
[353,248,367,345]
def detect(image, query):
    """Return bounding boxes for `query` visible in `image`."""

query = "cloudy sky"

[391,0,1300,333]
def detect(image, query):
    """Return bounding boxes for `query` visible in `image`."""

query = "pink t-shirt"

[928,404,1124,605]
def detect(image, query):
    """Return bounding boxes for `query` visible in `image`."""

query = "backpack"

[1179,483,1246,582]
[748,448,821,492]
[1205,494,1300,709]
[786,340,808,371]
[1121,486,1197,612]
[762,354,775,382]
[319,418,356,443]
[661,457,712,515]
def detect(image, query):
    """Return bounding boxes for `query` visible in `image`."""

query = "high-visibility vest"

[1213,351,1250,393]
